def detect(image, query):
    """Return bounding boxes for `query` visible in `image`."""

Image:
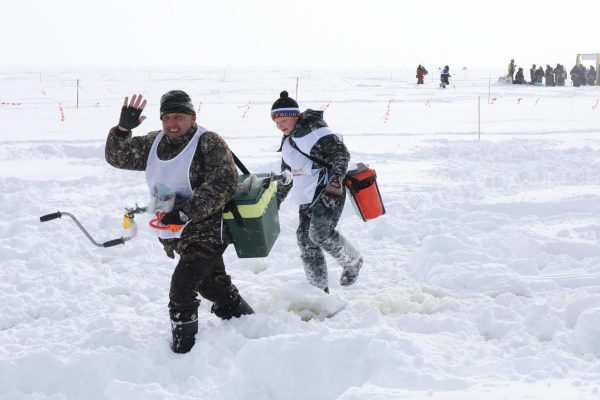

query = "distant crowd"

[508,59,597,87]
[414,61,598,87]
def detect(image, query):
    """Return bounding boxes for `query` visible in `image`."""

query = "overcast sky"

[4,0,599,70]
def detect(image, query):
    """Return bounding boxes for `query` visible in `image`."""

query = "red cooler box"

[344,163,385,221]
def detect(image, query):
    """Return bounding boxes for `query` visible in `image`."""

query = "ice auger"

[39,204,147,248]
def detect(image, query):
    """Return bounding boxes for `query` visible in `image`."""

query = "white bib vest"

[281,127,335,205]
[145,127,205,239]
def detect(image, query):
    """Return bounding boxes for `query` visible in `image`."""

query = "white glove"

[280,170,293,185]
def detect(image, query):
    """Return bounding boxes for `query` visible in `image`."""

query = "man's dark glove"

[324,180,344,197]
[160,210,189,226]
[118,105,144,131]
[321,179,344,209]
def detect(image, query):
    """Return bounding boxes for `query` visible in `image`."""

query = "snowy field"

[1,67,600,399]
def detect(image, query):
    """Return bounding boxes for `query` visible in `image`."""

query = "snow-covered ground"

[1,67,600,399]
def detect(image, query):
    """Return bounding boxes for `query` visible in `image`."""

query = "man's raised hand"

[118,94,147,131]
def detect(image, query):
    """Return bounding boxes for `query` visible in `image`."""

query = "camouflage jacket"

[105,124,238,257]
[276,109,350,206]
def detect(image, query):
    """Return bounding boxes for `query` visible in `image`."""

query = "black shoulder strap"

[224,150,249,228]
[223,201,245,227]
[231,151,250,175]
[287,137,332,169]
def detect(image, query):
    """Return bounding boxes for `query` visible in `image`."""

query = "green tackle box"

[223,173,280,258]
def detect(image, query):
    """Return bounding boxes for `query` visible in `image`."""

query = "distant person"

[270,91,363,293]
[580,65,588,86]
[440,65,451,88]
[105,91,254,353]
[530,64,537,85]
[508,59,516,80]
[514,67,526,84]
[416,64,428,84]
[571,64,581,87]
[544,65,555,86]
[587,65,596,86]
[554,64,566,86]
[575,64,587,86]
[570,64,587,87]
[534,66,544,86]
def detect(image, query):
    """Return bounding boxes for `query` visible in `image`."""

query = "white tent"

[576,53,600,85]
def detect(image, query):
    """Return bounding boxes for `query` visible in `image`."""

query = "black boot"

[211,297,254,320]
[170,319,198,354]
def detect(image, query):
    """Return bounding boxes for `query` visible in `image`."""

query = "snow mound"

[574,307,600,355]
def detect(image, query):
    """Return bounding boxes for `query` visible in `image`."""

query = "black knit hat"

[160,90,196,119]
[271,91,300,120]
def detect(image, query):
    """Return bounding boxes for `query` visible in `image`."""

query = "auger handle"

[39,211,127,248]
[102,238,125,247]
[40,212,62,222]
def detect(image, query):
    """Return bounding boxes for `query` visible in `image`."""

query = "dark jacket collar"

[292,109,327,138]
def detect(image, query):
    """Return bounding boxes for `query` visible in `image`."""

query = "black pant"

[168,247,240,323]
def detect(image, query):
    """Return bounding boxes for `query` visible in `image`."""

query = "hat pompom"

[280,91,289,98]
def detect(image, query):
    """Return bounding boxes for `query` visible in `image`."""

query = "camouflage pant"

[168,245,241,324]
[297,191,361,290]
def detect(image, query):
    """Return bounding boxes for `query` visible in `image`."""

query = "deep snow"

[1,67,600,399]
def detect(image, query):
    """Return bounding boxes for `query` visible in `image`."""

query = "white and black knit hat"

[271,91,300,120]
